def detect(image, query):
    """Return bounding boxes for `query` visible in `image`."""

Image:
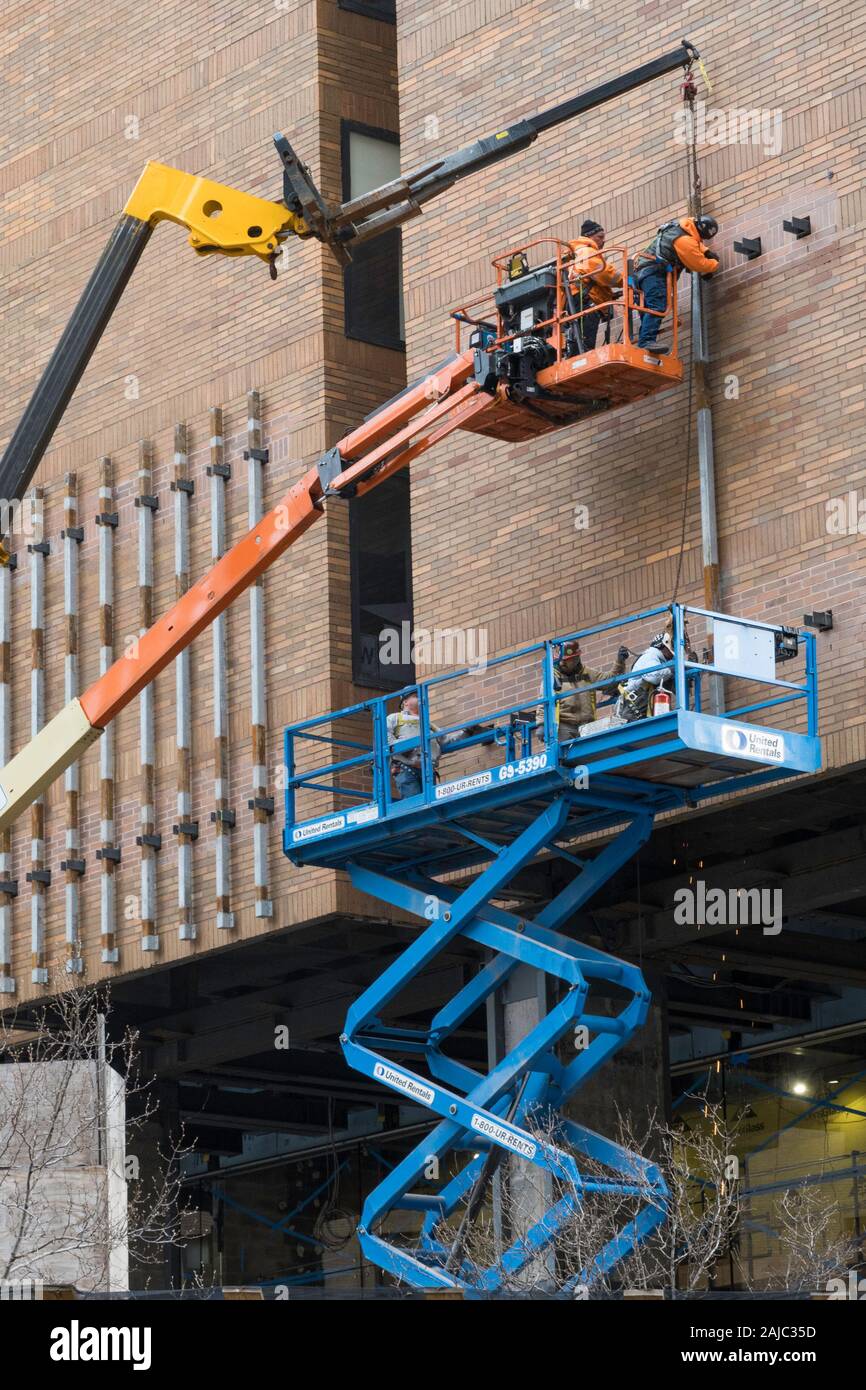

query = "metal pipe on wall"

[97,458,119,965]
[246,391,272,920]
[29,487,48,984]
[137,442,159,953]
[0,534,15,992]
[208,407,234,932]
[63,473,84,973]
[691,274,724,716]
[173,424,196,941]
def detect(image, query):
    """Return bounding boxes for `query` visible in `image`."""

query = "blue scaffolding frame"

[281,604,821,1292]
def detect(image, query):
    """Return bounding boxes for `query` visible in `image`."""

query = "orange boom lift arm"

[0,352,487,828]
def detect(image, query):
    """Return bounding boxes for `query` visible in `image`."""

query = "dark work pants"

[636,267,670,347]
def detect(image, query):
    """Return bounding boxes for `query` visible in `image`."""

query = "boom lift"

[0,40,704,823]
[0,40,701,550]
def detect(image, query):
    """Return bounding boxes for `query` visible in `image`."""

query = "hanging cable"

[313,1097,355,1251]
[670,58,703,606]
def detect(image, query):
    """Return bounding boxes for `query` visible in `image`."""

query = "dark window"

[342,121,404,352]
[350,471,414,689]
[338,0,396,21]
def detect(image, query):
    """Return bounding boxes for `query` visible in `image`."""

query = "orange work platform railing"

[450,238,683,444]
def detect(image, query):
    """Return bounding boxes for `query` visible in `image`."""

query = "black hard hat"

[696,214,719,239]
[580,220,604,238]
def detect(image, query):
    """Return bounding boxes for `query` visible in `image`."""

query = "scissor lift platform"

[285,630,818,877]
[281,605,819,1292]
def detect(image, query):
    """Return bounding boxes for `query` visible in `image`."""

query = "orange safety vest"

[636,217,719,278]
[566,236,622,306]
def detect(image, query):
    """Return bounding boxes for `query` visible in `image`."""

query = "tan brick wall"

[397,0,866,772]
[0,0,406,998]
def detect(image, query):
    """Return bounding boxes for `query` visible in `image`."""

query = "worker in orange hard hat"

[634,213,720,352]
[566,220,623,353]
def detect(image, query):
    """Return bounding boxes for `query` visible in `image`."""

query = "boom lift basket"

[454,239,683,444]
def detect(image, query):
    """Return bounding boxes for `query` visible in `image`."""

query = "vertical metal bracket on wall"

[137,442,159,954]
[245,390,273,920]
[208,407,234,933]
[63,473,84,974]
[691,276,724,717]
[28,488,48,984]
[0,537,15,993]
[172,423,196,942]
[97,458,119,965]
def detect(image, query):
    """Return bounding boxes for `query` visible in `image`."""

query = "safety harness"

[389,709,442,782]
[636,219,686,279]
[390,709,421,771]
[616,643,674,721]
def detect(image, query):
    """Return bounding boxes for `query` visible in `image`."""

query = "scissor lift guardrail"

[282,605,820,1292]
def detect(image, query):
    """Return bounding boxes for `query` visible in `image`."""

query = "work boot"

[643,344,669,355]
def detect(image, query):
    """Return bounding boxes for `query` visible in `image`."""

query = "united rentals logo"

[721,725,785,763]
[373,1062,435,1106]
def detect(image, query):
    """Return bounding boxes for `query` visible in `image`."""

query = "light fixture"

[792,1080,808,1096]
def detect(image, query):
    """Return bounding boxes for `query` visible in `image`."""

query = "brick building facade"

[399,0,865,784]
[0,0,405,999]
[1,0,864,1000]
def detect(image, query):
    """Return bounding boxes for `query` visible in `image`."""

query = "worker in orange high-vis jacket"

[566,220,623,352]
[635,214,720,352]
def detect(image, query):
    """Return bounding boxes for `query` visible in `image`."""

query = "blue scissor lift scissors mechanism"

[283,603,820,1292]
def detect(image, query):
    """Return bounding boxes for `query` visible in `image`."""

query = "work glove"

[617,646,630,663]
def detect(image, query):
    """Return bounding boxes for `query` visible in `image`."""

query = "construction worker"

[566,220,623,353]
[615,627,676,722]
[634,214,720,352]
[544,640,630,742]
[386,690,444,800]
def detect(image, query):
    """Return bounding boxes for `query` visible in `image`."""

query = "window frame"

[338,0,396,23]
[341,119,405,353]
[349,471,414,692]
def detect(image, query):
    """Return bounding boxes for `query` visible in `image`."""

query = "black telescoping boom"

[0,39,700,557]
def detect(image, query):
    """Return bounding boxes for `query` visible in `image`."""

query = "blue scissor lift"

[283,604,820,1292]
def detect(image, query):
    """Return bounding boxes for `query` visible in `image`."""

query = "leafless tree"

[0,977,192,1291]
[741,1180,857,1294]
[424,1094,743,1296]
[624,1099,743,1295]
